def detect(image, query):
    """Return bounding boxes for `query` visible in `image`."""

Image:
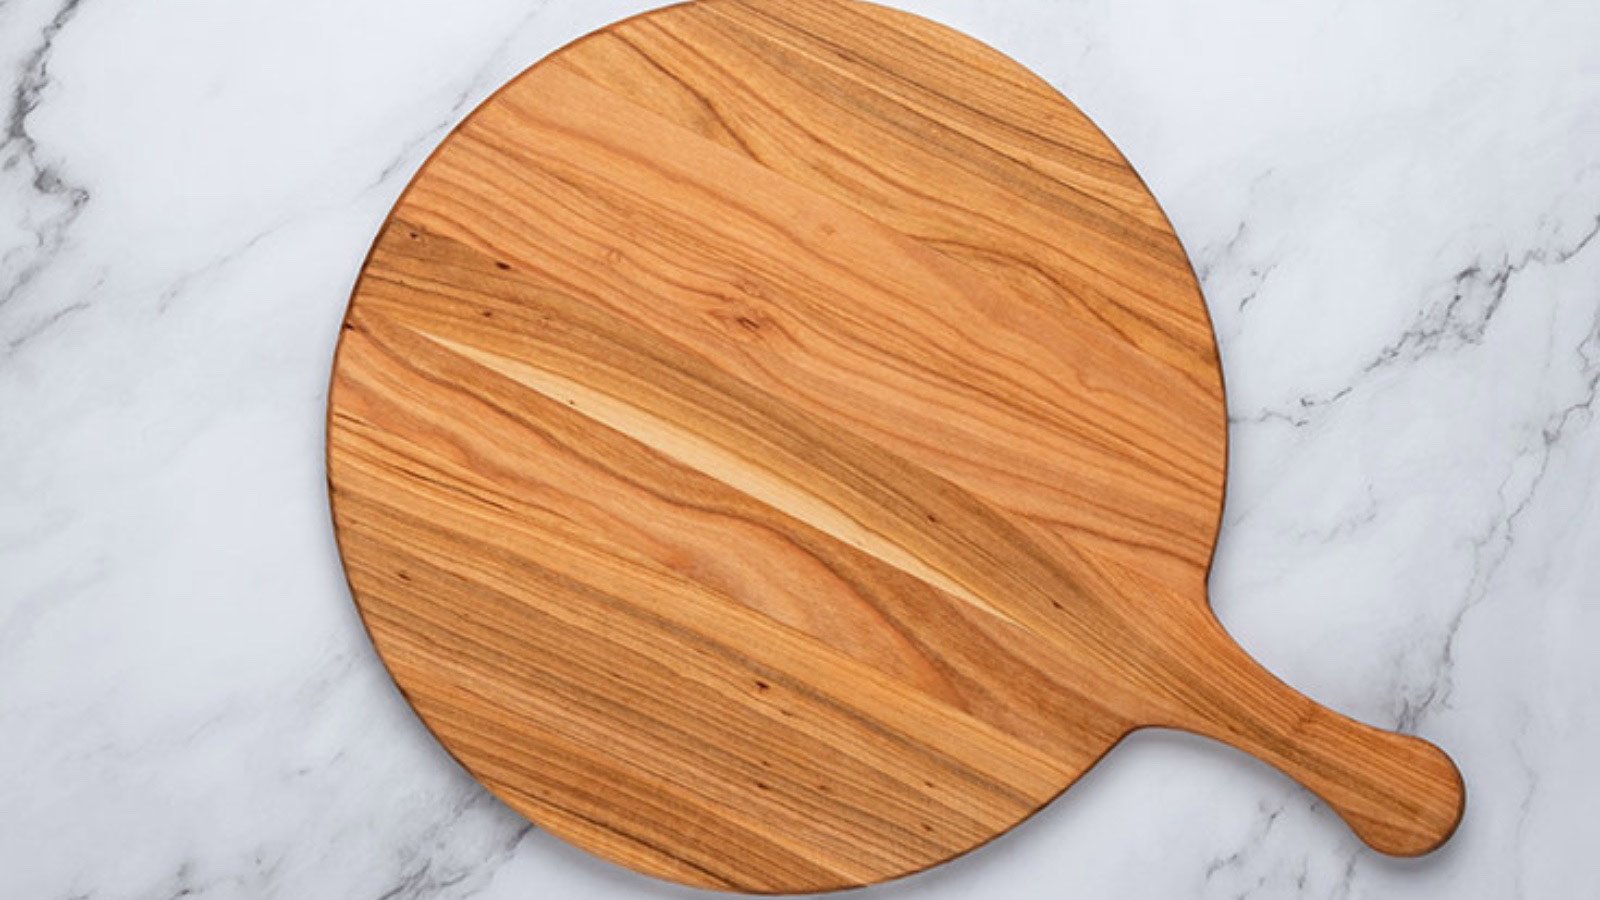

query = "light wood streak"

[428,332,1019,627]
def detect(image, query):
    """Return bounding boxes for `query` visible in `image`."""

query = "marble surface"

[3,0,1597,896]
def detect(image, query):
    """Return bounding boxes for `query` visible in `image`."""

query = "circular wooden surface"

[328,0,1462,892]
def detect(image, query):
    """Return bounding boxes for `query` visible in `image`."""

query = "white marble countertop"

[4,1,1597,897]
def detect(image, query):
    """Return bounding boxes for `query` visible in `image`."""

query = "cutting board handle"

[1148,611,1465,856]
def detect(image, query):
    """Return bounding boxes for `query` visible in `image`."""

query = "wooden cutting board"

[327,0,1463,891]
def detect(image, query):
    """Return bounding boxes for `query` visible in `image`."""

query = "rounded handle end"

[1315,722,1465,857]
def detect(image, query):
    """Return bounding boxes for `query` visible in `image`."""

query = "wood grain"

[327,0,1464,891]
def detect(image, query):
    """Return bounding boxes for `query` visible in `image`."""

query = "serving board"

[327,0,1464,891]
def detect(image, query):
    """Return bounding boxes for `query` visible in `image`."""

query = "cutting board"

[327,0,1463,891]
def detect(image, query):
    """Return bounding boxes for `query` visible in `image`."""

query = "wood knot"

[712,302,780,342]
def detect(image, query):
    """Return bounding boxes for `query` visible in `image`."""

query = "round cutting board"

[328,0,1463,892]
